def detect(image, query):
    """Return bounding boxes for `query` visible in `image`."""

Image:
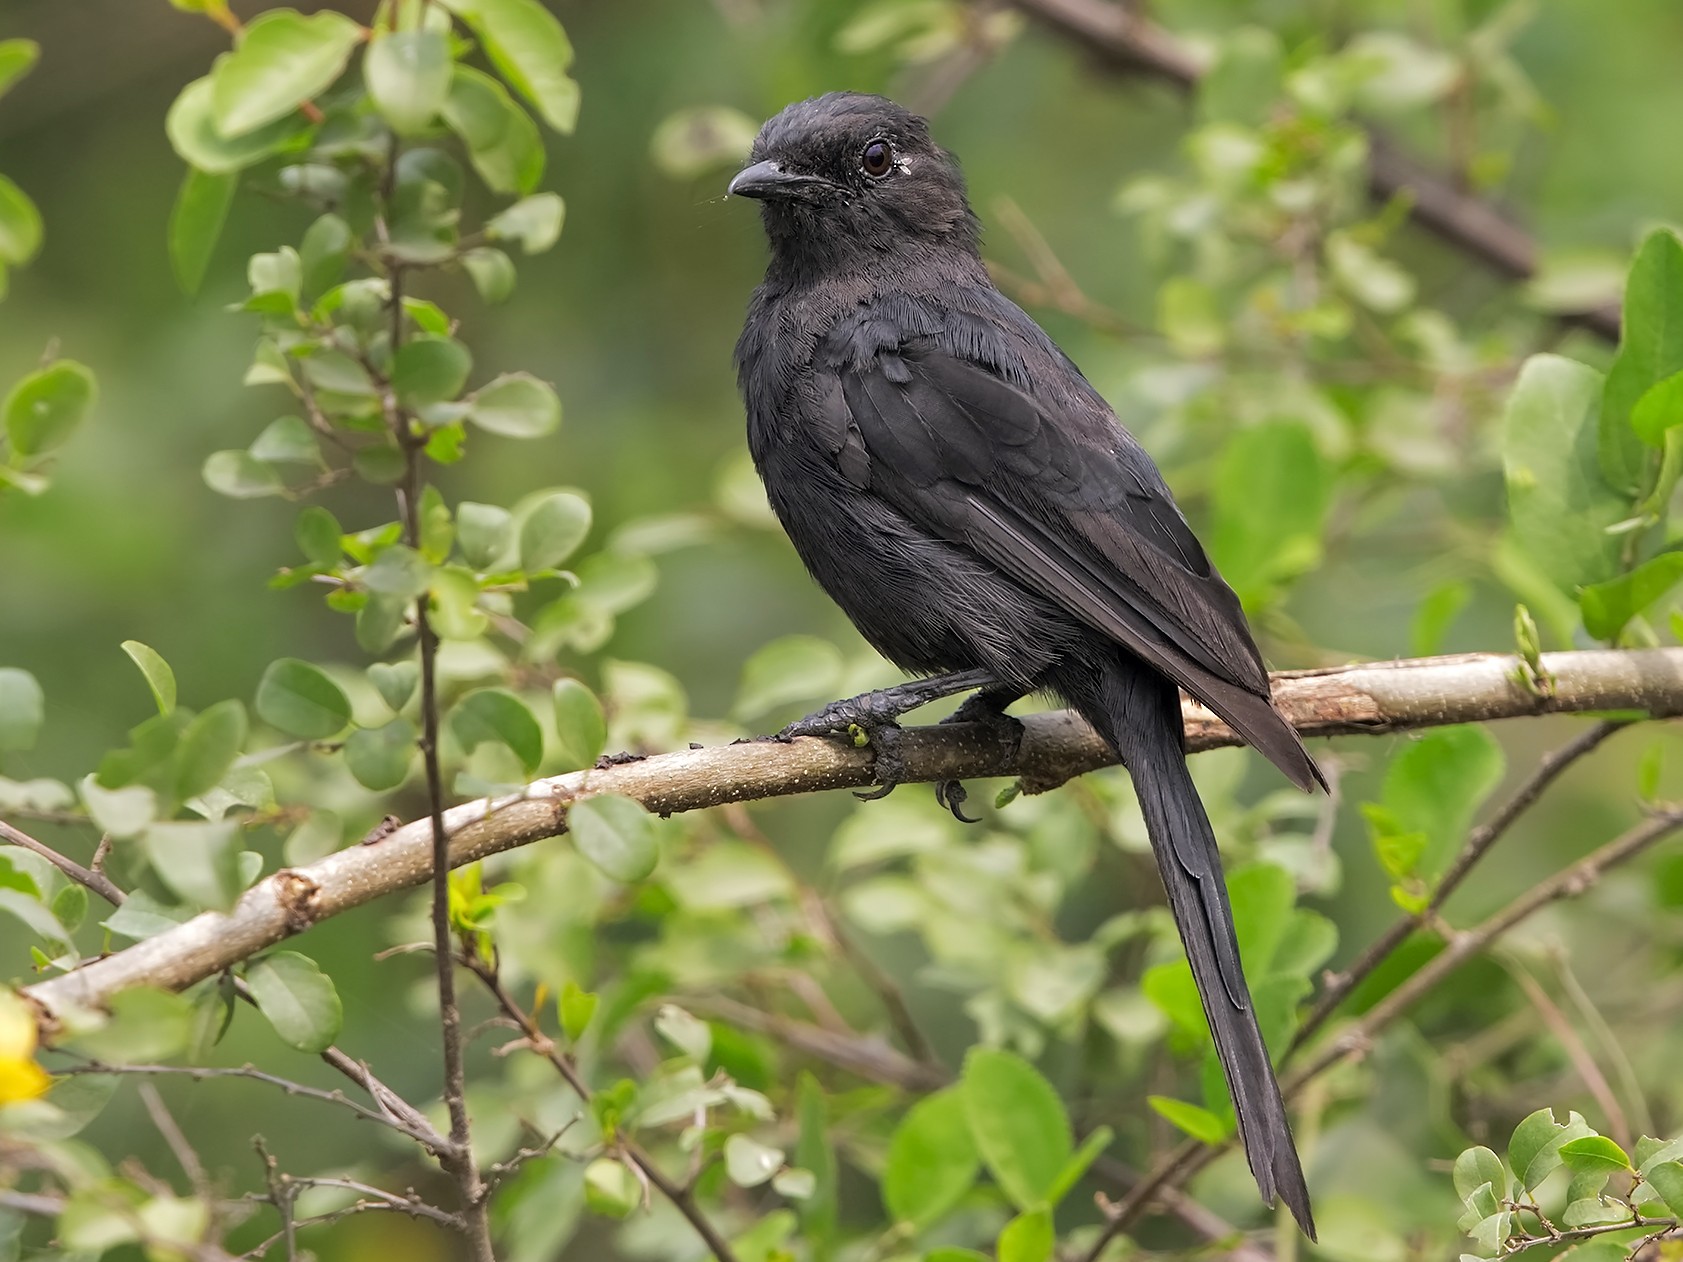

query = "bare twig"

[140,1082,210,1198]
[23,648,1683,1025]
[999,0,1622,339]
[52,1059,448,1152]
[1292,719,1628,1050]
[0,818,126,907]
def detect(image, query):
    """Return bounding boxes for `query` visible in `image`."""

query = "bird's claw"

[850,721,907,800]
[934,778,980,823]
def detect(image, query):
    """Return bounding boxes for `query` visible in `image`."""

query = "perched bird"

[729,91,1322,1235]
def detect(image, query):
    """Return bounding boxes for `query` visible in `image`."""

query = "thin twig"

[0,818,127,907]
[53,1060,446,1152]
[1502,956,1631,1151]
[381,127,493,1260]
[1291,719,1627,1050]
[140,1081,211,1198]
[460,955,743,1262]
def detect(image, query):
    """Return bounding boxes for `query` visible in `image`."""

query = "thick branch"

[1002,0,1621,339]
[24,647,1683,1025]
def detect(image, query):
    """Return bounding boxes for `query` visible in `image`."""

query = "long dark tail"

[1051,656,1315,1238]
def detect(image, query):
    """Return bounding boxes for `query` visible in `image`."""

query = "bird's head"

[729,92,979,275]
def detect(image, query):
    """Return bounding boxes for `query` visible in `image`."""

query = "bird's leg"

[777,669,997,804]
[778,668,995,741]
[932,684,1027,823]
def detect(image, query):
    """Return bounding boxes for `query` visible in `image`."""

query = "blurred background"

[5,1,1683,1259]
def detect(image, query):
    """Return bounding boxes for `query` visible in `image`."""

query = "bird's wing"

[831,343,1321,790]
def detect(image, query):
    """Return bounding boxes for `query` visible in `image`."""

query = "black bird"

[729,91,1322,1235]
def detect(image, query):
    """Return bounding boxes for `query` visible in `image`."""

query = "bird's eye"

[860,140,893,177]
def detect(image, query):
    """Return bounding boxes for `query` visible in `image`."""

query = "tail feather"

[1053,657,1315,1238]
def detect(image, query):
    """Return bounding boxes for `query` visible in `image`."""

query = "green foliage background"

[5,1,1683,1259]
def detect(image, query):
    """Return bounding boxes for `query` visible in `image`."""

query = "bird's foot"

[930,687,1026,824]
[778,669,995,742]
[846,720,909,801]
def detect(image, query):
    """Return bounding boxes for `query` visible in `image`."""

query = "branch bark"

[23,647,1683,1027]
[1001,0,1622,340]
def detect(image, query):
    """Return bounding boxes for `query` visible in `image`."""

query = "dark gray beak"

[728,159,821,201]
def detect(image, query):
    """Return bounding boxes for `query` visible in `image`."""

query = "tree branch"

[0,819,126,907]
[24,648,1683,1025]
[999,0,1622,340]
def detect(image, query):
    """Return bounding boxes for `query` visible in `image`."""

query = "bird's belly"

[759,446,1078,687]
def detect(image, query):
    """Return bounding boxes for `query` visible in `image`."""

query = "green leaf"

[298,211,350,297]
[485,193,565,254]
[997,1209,1053,1262]
[520,491,591,570]
[168,168,236,295]
[583,1158,639,1219]
[249,416,319,465]
[1149,1095,1230,1145]
[568,793,658,883]
[144,820,243,911]
[210,9,362,137]
[368,661,418,712]
[203,449,284,498]
[64,987,193,1064]
[734,635,845,722]
[1504,354,1626,593]
[462,246,516,304]
[1209,420,1331,607]
[0,667,44,752]
[456,502,512,569]
[175,699,248,801]
[102,889,191,942]
[437,0,580,133]
[1560,1135,1631,1174]
[1580,551,1683,641]
[1041,1125,1112,1209]
[558,980,597,1041]
[79,775,157,840]
[364,543,433,600]
[794,1074,838,1243]
[1379,725,1505,880]
[0,40,39,102]
[430,567,489,640]
[552,678,607,770]
[451,688,543,772]
[365,29,452,135]
[883,1087,981,1226]
[295,506,342,566]
[724,1134,784,1188]
[166,76,312,173]
[1645,1160,1683,1217]
[345,718,416,791]
[52,883,88,933]
[246,950,343,1053]
[441,65,544,196]
[467,372,560,438]
[1509,1107,1595,1193]
[354,442,406,485]
[1603,229,1683,480]
[1631,370,1683,446]
[1412,580,1472,657]
[0,174,42,268]
[4,359,96,459]
[255,658,351,739]
[962,1047,1072,1211]
[394,335,473,408]
[649,105,758,179]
